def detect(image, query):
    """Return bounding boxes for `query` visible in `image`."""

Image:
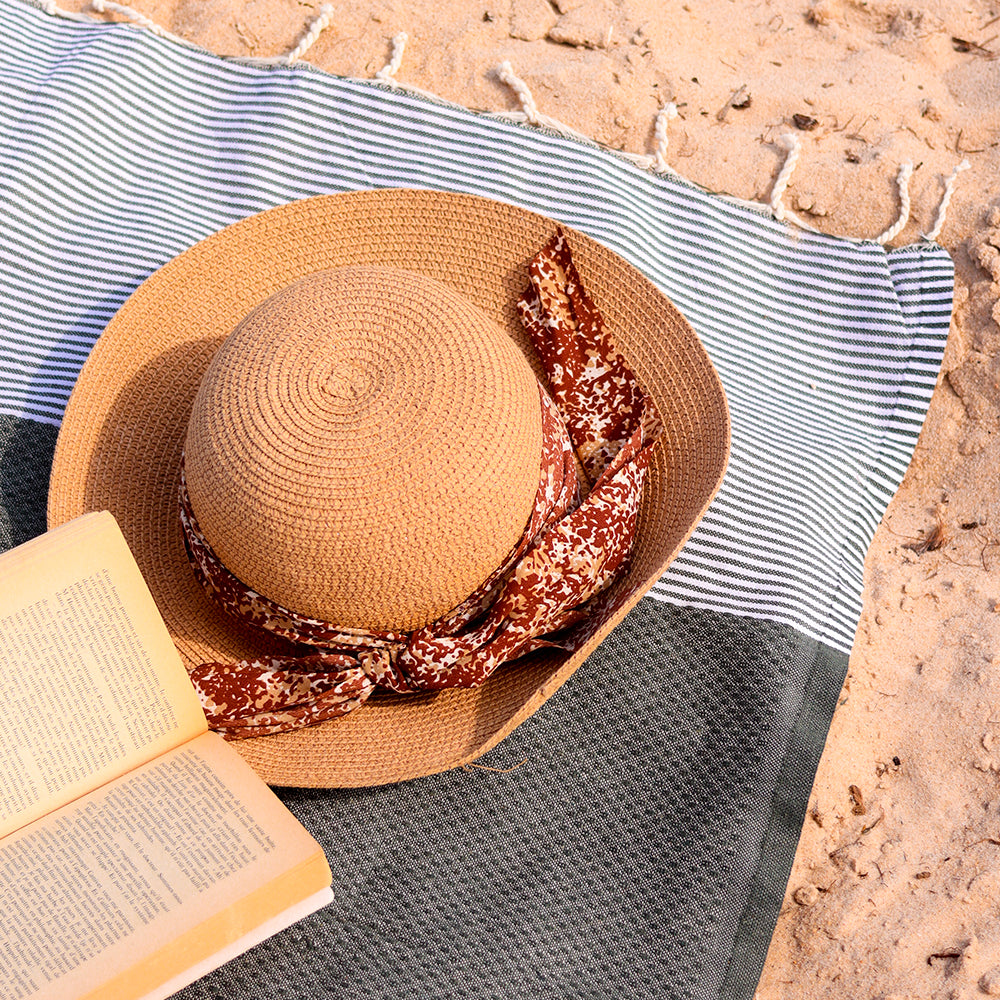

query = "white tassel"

[769,133,800,223]
[875,161,913,245]
[285,3,334,64]
[491,61,594,144]
[652,103,678,173]
[90,0,174,39]
[923,160,970,243]
[375,32,408,84]
[497,61,541,125]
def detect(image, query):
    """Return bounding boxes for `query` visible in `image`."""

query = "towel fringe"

[875,161,913,245]
[492,62,683,179]
[768,135,922,245]
[496,61,541,125]
[375,32,408,85]
[763,134,838,237]
[90,0,183,43]
[652,103,678,174]
[923,160,970,243]
[285,3,334,64]
[27,1,971,249]
[368,40,441,102]
[491,61,596,145]
[769,133,800,223]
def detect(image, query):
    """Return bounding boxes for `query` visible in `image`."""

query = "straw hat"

[48,188,729,788]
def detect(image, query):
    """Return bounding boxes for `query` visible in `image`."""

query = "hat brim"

[48,189,730,788]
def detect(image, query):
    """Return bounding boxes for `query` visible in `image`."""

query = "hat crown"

[183,266,544,631]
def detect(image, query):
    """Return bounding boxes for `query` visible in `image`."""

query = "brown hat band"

[182,232,663,740]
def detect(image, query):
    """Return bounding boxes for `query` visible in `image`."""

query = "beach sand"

[54,0,1000,994]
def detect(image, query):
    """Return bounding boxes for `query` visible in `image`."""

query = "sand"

[48,0,1000,995]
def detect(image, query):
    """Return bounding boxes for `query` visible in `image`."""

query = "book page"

[0,731,332,1000]
[0,512,207,839]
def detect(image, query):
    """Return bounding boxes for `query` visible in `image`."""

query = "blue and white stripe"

[0,0,953,654]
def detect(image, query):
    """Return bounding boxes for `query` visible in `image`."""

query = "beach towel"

[0,1,955,996]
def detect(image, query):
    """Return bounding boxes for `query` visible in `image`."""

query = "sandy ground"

[47,0,1000,995]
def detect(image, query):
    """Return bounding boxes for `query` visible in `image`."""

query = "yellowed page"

[0,512,207,839]
[0,731,332,1000]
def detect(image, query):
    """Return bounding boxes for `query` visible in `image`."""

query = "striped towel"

[0,2,953,998]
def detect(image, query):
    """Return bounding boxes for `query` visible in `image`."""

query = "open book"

[0,512,333,1000]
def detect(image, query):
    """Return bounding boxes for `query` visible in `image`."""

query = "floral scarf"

[182,232,662,739]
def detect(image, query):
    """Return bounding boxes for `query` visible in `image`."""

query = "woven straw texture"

[48,188,730,788]
[184,265,544,631]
